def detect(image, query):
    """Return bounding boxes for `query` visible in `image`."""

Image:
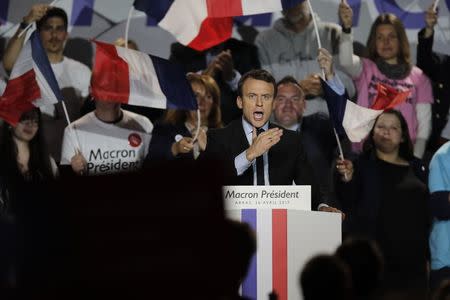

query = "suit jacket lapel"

[231,119,251,156]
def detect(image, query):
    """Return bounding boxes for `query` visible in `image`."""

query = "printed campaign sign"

[223,185,311,211]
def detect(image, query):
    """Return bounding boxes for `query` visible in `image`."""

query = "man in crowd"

[272,75,337,206]
[255,1,355,117]
[60,100,153,176]
[3,4,91,162]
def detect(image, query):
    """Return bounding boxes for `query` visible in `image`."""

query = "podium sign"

[224,186,341,300]
[223,185,311,211]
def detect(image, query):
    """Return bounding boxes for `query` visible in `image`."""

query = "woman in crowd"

[147,73,222,160]
[335,110,430,291]
[338,1,433,158]
[0,108,58,216]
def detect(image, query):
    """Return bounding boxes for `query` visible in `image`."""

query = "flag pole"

[61,100,82,152]
[18,0,60,38]
[16,0,82,154]
[124,6,135,49]
[307,0,348,178]
[433,0,441,11]
[433,0,450,50]
[307,0,326,79]
[192,109,201,141]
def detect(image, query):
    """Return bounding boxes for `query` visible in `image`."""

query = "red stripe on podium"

[272,209,287,300]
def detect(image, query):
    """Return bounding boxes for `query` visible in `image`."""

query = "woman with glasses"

[147,73,222,161]
[0,108,58,216]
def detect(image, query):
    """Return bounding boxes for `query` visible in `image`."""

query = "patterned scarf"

[375,58,412,80]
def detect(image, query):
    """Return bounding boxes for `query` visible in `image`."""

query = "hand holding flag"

[71,149,87,175]
[172,137,194,156]
[0,31,62,125]
[322,79,410,142]
[425,1,439,29]
[339,0,353,30]
[18,1,58,38]
[336,158,353,182]
[317,48,334,80]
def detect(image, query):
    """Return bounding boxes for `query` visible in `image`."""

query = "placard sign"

[222,185,311,211]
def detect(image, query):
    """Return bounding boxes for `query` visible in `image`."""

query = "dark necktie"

[256,128,265,186]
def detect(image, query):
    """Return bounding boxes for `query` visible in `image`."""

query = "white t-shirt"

[40,56,91,116]
[61,110,153,176]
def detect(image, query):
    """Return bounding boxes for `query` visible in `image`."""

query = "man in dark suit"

[272,76,339,211]
[202,69,341,212]
[170,39,260,125]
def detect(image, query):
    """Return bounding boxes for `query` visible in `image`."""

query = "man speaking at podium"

[202,67,341,213]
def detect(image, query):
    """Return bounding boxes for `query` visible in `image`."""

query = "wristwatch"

[342,27,352,34]
[19,21,29,30]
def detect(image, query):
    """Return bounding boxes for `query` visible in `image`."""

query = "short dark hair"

[36,7,68,32]
[237,69,277,98]
[276,75,299,88]
[335,237,384,298]
[225,219,256,281]
[363,109,414,160]
[276,75,305,97]
[300,254,352,300]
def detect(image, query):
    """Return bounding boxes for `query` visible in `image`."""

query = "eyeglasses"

[19,119,39,127]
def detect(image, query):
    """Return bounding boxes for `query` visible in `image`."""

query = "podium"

[224,186,341,300]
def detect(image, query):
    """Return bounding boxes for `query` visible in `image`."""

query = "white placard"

[223,185,311,211]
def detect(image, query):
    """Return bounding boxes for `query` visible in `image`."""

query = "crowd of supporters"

[0,1,450,299]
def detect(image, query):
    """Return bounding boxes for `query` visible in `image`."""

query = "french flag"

[91,41,197,110]
[134,0,305,51]
[237,209,289,300]
[227,209,341,300]
[0,31,62,125]
[322,79,410,142]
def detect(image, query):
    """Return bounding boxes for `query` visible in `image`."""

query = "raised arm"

[337,0,362,78]
[417,2,447,82]
[3,4,50,73]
